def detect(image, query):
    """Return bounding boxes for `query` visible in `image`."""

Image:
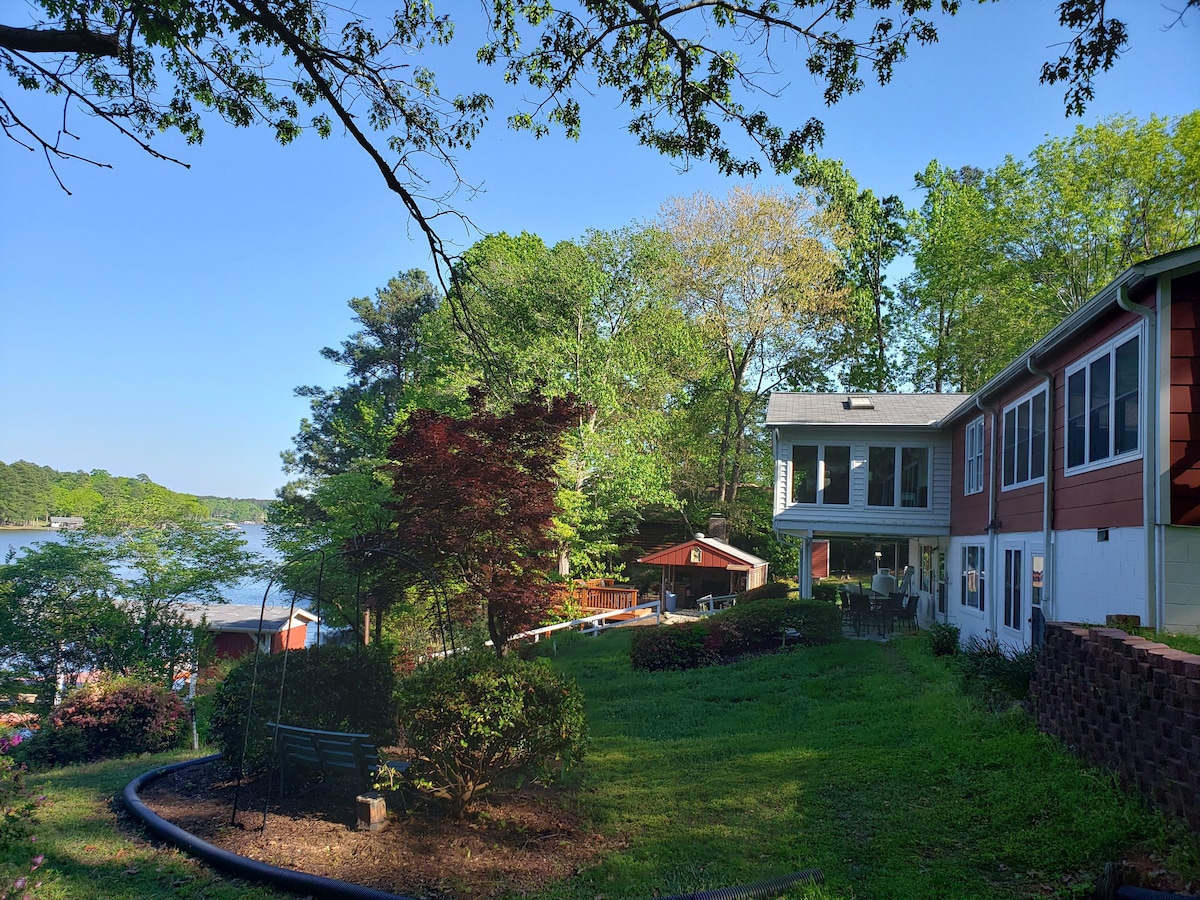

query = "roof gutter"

[1117,273,1157,630]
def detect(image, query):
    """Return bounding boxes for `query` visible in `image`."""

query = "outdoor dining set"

[837,585,919,637]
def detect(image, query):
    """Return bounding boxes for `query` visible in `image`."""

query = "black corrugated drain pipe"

[655,868,824,900]
[126,755,823,900]
[123,754,416,900]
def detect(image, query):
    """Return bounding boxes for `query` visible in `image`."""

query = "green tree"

[0,538,123,708]
[791,156,908,391]
[5,1,1188,277]
[901,113,1200,391]
[658,186,844,503]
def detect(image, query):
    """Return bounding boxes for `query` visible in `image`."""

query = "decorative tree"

[374,388,583,654]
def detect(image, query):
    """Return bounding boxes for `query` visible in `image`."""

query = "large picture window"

[1002,389,1046,489]
[791,445,850,506]
[1066,332,1140,472]
[868,446,929,508]
[961,545,985,611]
[964,416,984,495]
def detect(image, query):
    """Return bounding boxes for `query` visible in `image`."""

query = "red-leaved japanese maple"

[375,388,581,654]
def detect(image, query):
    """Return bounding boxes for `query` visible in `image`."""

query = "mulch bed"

[138,758,608,899]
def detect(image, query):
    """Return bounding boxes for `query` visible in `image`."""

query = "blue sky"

[1,0,1196,500]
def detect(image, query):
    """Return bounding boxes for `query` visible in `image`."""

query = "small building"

[639,535,769,609]
[49,516,85,529]
[178,603,318,659]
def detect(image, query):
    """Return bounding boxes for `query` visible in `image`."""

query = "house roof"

[939,242,1200,427]
[765,393,969,427]
[178,603,318,635]
[638,535,769,569]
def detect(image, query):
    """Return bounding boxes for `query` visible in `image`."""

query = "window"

[961,545,985,610]
[791,445,850,505]
[1002,389,1046,489]
[868,446,929,508]
[964,416,984,495]
[1003,548,1022,630]
[1066,332,1140,472]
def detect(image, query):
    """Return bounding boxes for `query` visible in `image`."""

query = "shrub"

[1,756,41,850]
[955,636,1038,710]
[15,677,187,767]
[811,582,839,604]
[398,651,587,817]
[719,597,842,652]
[927,622,961,657]
[630,599,841,671]
[733,581,792,604]
[630,622,713,671]
[208,644,399,773]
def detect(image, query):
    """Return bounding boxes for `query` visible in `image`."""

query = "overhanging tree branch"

[0,25,119,57]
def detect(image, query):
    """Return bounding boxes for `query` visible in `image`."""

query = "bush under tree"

[15,677,187,767]
[397,651,587,818]
[208,644,399,774]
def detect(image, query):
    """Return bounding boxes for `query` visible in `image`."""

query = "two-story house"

[769,244,1200,647]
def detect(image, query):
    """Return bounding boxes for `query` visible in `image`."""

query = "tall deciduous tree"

[373,389,583,655]
[659,186,844,502]
[901,113,1200,391]
[5,1,1189,278]
[791,156,908,391]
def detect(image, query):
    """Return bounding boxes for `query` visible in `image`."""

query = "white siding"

[772,425,952,536]
[1162,526,1200,632]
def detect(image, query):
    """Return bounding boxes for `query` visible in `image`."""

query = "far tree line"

[267,112,1198,651]
[0,460,272,527]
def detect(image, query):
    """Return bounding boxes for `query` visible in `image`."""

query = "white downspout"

[1117,278,1157,630]
[1027,357,1054,627]
[976,395,998,636]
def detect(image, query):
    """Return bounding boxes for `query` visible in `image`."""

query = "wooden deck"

[572,579,645,620]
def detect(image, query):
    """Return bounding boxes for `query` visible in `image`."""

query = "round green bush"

[398,651,587,818]
[208,644,399,773]
[733,581,793,604]
[16,677,187,767]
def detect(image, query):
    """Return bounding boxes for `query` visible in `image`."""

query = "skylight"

[846,396,875,410]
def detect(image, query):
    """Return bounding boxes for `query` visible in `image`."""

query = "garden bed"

[138,758,607,899]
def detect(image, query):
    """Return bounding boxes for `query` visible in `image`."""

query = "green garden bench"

[266,722,408,794]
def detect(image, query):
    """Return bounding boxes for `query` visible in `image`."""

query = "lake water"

[1,523,302,609]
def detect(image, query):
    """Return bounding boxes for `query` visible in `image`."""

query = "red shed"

[179,604,318,660]
[638,534,769,610]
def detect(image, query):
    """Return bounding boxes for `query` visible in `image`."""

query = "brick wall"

[1031,623,1200,832]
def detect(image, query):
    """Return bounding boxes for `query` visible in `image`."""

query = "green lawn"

[528,630,1199,900]
[4,632,1196,900]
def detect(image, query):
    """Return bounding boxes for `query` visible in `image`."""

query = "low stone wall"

[1030,623,1200,832]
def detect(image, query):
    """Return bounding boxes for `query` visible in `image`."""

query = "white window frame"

[1064,327,1142,476]
[961,544,985,612]
[1001,387,1047,491]
[790,444,851,506]
[964,416,984,496]
[867,445,930,509]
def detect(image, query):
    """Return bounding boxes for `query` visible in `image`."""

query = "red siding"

[812,540,830,579]
[213,632,256,660]
[1047,302,1149,530]
[1170,272,1200,525]
[950,414,991,536]
[271,624,308,654]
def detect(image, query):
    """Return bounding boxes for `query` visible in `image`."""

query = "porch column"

[798,530,814,599]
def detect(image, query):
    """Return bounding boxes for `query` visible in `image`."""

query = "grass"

[0,750,283,900]
[4,632,1197,900]
[1128,628,1200,656]
[527,630,1199,900]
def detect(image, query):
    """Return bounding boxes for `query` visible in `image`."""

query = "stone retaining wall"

[1031,623,1200,832]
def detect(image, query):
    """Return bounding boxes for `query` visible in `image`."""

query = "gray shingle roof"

[178,603,317,634]
[765,393,971,427]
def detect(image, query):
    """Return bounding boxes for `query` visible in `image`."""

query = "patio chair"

[836,587,853,625]
[883,591,907,633]
[895,594,920,633]
[847,594,882,637]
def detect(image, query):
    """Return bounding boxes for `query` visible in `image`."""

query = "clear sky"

[1,0,1196,500]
